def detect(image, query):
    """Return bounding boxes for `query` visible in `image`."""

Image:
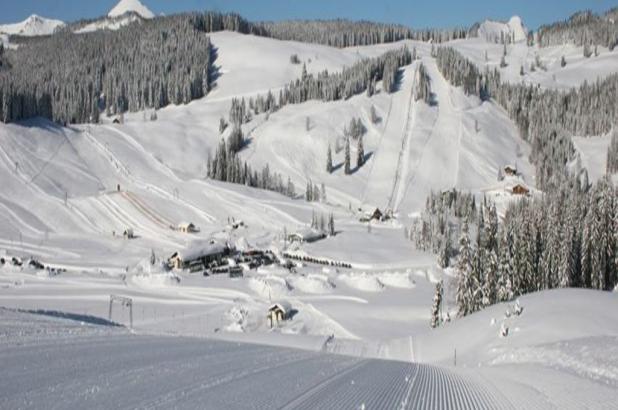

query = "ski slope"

[1,23,617,410]
[0,308,508,410]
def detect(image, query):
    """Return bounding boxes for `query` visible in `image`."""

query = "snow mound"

[224,305,253,333]
[338,272,385,292]
[131,272,180,288]
[0,15,65,36]
[376,271,416,289]
[248,276,291,299]
[477,16,527,43]
[108,0,155,19]
[287,274,335,294]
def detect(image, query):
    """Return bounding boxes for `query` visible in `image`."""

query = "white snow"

[0,14,64,36]
[0,20,617,409]
[108,0,155,19]
[75,15,140,34]
[477,16,528,44]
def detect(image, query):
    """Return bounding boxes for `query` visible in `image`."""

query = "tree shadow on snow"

[18,308,124,327]
[209,46,222,89]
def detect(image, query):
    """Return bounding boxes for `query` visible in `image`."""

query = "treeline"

[435,46,618,189]
[452,176,617,317]
[537,8,618,49]
[207,138,296,199]
[235,47,412,122]
[609,129,618,174]
[0,13,215,124]
[256,19,469,48]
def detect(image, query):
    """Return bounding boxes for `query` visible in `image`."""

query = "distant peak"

[108,0,155,20]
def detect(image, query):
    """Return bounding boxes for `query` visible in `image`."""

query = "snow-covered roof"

[178,222,195,228]
[269,301,292,314]
[290,228,325,241]
[175,241,226,261]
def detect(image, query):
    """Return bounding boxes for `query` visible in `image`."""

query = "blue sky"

[1,0,616,29]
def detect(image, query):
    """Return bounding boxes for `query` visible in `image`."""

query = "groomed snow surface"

[0,308,508,410]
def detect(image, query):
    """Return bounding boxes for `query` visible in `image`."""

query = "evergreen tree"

[430,281,443,328]
[456,220,476,316]
[326,144,333,173]
[438,233,451,268]
[356,135,365,168]
[328,213,335,236]
[344,136,351,175]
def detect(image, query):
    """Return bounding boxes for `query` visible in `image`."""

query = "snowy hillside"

[108,0,154,19]
[1,5,618,409]
[0,14,64,36]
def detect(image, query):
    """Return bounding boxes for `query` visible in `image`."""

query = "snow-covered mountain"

[0,14,64,36]
[108,0,154,20]
[477,15,528,43]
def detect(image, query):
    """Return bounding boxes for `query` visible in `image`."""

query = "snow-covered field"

[1,7,618,408]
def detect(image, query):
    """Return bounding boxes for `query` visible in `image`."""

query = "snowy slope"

[450,37,618,90]
[108,0,155,19]
[0,309,508,410]
[477,16,528,44]
[0,14,64,36]
[0,24,617,409]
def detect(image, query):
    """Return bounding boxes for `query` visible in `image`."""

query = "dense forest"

[256,19,469,47]
[418,177,617,322]
[234,46,412,121]
[435,46,618,189]
[537,8,618,49]
[0,13,217,124]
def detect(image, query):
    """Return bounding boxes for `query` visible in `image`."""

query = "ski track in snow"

[0,309,508,410]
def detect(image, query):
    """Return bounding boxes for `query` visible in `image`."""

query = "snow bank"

[376,271,416,289]
[248,276,291,298]
[131,272,180,288]
[287,274,335,294]
[338,272,385,292]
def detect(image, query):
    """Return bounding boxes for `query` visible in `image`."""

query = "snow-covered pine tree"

[438,233,451,268]
[370,105,379,124]
[321,183,327,202]
[608,128,618,174]
[430,281,443,328]
[306,180,313,202]
[344,136,351,175]
[482,249,498,307]
[456,219,475,316]
[328,213,335,236]
[313,183,321,203]
[326,144,333,173]
[219,117,227,134]
[286,177,295,198]
[356,135,365,168]
[496,234,514,302]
